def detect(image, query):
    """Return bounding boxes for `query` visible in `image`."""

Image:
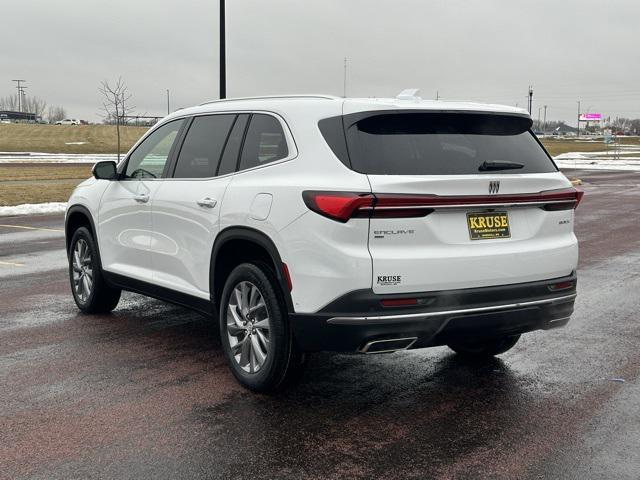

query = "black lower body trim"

[290,274,577,352]
[103,271,214,317]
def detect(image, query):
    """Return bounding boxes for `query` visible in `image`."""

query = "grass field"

[0,164,92,206]
[541,137,640,156]
[0,124,148,154]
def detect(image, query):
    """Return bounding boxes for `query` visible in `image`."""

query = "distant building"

[0,110,39,122]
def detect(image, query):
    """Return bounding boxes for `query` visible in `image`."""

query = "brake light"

[372,194,436,218]
[302,187,584,222]
[302,191,434,222]
[542,188,584,211]
[302,191,374,222]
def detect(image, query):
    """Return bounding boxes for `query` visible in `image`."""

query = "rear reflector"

[548,280,575,291]
[381,298,418,307]
[282,263,293,291]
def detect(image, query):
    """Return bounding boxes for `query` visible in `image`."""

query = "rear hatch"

[323,109,580,294]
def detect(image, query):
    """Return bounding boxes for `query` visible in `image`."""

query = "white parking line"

[0,260,24,267]
[0,224,63,233]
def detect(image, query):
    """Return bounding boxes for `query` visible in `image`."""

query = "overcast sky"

[3,0,639,124]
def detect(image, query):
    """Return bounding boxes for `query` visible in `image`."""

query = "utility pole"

[12,79,26,112]
[537,106,542,130]
[166,89,170,114]
[343,57,347,98]
[528,85,533,115]
[20,87,27,114]
[543,105,547,133]
[219,0,226,99]
[577,100,581,138]
[435,90,439,100]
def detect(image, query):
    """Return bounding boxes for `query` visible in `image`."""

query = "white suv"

[65,93,580,391]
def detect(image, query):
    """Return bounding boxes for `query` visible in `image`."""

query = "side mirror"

[92,161,118,180]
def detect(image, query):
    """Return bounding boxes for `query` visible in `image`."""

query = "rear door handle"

[197,197,217,208]
[134,193,149,203]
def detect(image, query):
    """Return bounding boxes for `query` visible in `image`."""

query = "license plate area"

[467,211,510,240]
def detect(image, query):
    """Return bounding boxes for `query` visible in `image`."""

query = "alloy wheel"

[226,281,271,374]
[72,238,93,303]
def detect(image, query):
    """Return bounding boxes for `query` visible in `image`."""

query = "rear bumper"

[290,273,577,352]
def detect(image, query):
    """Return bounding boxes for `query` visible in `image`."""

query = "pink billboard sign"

[580,113,602,121]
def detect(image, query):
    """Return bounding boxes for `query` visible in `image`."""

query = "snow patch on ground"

[555,145,640,171]
[0,202,67,217]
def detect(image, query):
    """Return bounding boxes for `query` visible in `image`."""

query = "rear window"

[323,112,556,175]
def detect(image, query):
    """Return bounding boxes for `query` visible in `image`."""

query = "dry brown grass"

[0,163,91,206]
[0,124,148,154]
[0,180,82,206]
[541,137,640,156]
[0,164,92,181]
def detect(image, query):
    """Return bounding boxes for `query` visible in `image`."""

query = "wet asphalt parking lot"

[1,169,639,479]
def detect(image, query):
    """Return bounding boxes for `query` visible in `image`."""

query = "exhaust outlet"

[359,337,418,354]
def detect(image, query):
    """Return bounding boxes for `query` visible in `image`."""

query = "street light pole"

[219,0,226,99]
[577,100,581,138]
[166,89,170,114]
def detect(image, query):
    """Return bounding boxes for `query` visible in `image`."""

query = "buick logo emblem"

[489,181,500,194]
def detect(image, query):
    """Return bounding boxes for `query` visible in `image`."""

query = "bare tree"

[0,94,48,119]
[98,77,135,161]
[24,96,47,118]
[0,95,19,111]
[47,106,67,124]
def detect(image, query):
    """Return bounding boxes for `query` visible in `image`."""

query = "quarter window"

[238,114,289,171]
[217,114,249,176]
[125,120,184,179]
[173,115,235,178]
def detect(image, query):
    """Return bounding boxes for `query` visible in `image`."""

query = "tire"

[219,262,305,392]
[68,226,121,314]
[448,334,521,358]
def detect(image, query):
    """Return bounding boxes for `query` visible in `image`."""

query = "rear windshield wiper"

[478,160,524,171]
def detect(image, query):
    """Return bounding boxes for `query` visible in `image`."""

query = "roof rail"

[199,94,339,106]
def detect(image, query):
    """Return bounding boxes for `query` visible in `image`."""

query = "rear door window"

[341,112,556,175]
[173,114,235,178]
[238,114,289,171]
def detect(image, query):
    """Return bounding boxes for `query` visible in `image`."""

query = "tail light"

[302,191,434,223]
[302,187,584,222]
[542,188,584,211]
[301,191,374,222]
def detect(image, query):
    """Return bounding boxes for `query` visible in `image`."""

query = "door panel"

[97,179,162,281]
[150,178,232,298]
[97,119,185,282]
